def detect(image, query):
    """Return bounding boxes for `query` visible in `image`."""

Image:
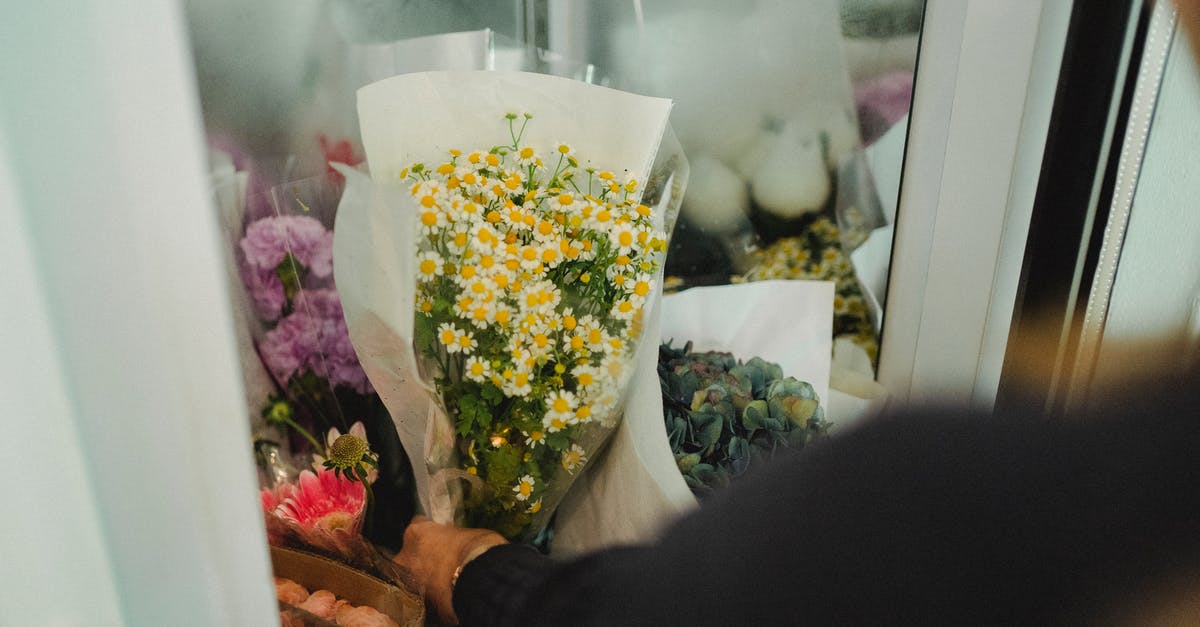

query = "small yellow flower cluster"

[739,217,879,363]
[406,114,667,529]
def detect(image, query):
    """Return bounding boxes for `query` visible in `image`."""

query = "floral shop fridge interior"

[7,0,1188,624]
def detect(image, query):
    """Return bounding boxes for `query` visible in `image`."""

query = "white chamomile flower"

[588,205,615,229]
[506,370,533,397]
[459,199,484,221]
[589,389,621,427]
[561,444,587,474]
[630,273,655,300]
[571,364,601,391]
[537,244,563,270]
[417,204,446,235]
[437,322,461,352]
[453,262,481,287]
[416,251,445,282]
[513,474,536,501]
[543,390,577,426]
[482,152,503,171]
[452,294,475,319]
[509,346,535,372]
[609,222,639,254]
[551,141,574,159]
[517,245,542,272]
[578,317,607,350]
[412,179,444,199]
[521,280,561,314]
[515,145,538,167]
[548,191,580,214]
[471,223,501,252]
[524,429,545,449]
[610,298,640,321]
[602,335,626,358]
[600,353,627,382]
[455,329,478,355]
[542,412,569,434]
[531,217,558,245]
[527,330,555,356]
[502,171,524,194]
[444,225,471,256]
[464,356,491,382]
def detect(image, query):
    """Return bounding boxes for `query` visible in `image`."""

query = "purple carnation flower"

[240,215,334,278]
[259,310,322,385]
[239,215,336,322]
[239,258,287,321]
[258,289,373,395]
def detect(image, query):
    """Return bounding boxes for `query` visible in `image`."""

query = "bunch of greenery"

[658,341,829,497]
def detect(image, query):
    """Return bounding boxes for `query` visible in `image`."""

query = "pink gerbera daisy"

[266,467,366,556]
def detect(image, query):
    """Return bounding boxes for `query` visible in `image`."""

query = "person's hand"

[392,515,507,625]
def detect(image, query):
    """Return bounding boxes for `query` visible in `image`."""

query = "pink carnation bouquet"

[213,155,415,560]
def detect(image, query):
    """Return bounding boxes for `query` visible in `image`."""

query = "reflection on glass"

[555,0,923,367]
[187,0,921,371]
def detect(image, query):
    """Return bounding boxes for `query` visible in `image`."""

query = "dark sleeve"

[457,390,1200,625]
[452,544,559,627]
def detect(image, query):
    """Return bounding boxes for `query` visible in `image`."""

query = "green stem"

[362,477,376,537]
[278,414,324,453]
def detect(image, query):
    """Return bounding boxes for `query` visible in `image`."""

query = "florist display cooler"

[4,0,1191,624]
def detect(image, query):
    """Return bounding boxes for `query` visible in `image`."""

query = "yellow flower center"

[328,434,368,468]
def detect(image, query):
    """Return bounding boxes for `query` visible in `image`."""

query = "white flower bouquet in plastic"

[334,71,686,541]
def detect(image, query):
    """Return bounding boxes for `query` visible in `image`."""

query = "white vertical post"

[879,0,1070,411]
[0,2,276,625]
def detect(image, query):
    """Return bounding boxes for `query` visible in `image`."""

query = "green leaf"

[480,383,504,405]
[742,400,769,431]
[275,254,304,303]
[675,452,701,474]
[690,463,716,483]
[690,406,724,449]
[546,430,571,452]
[726,437,749,461]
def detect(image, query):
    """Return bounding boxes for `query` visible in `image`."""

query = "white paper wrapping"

[356,71,672,182]
[335,71,674,526]
[553,280,835,555]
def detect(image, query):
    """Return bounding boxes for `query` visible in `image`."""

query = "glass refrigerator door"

[9,0,1190,623]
